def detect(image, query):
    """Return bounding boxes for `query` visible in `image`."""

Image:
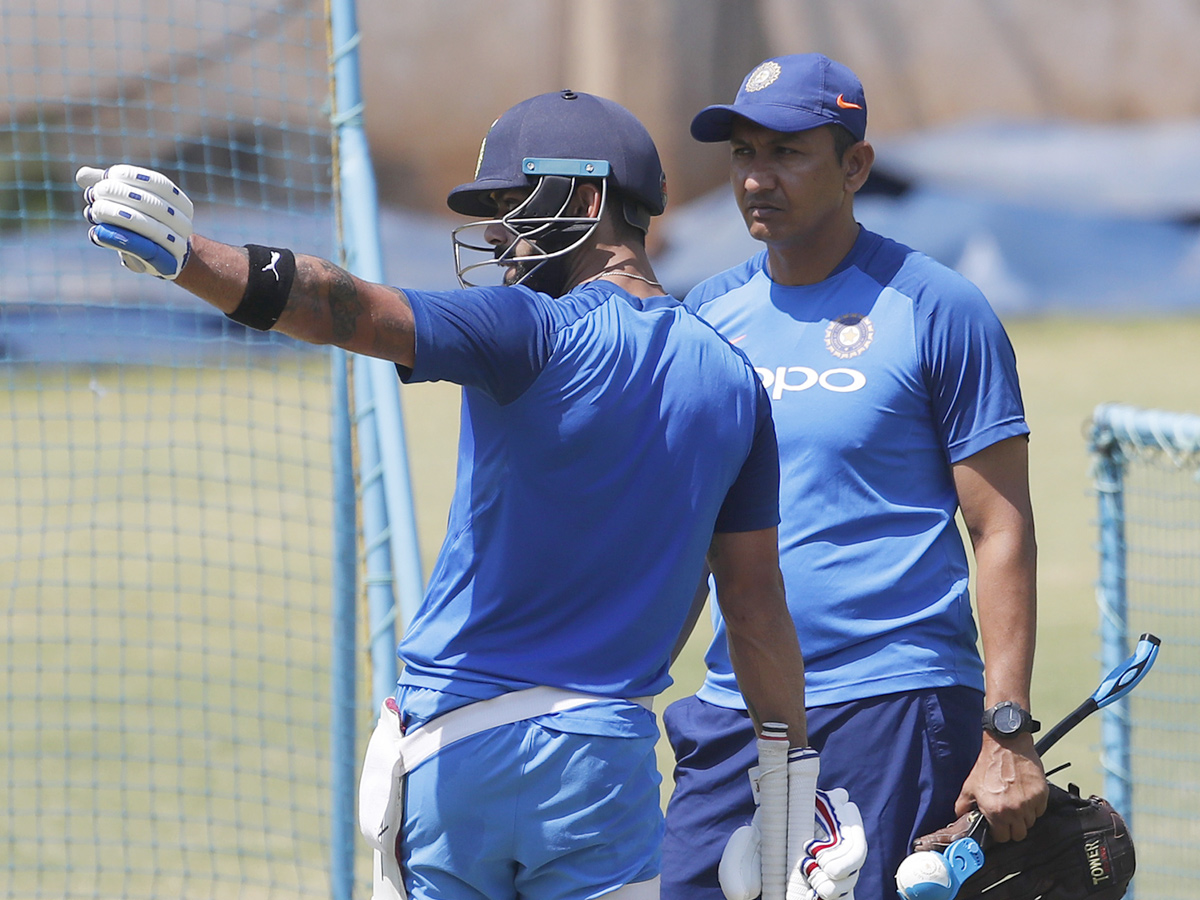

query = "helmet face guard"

[452,158,610,294]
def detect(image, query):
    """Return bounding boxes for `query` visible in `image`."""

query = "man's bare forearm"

[176,234,416,366]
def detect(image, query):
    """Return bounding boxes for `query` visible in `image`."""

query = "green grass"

[2,360,340,898]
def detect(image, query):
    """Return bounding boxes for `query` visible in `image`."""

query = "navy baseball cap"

[448,89,667,224]
[690,54,867,143]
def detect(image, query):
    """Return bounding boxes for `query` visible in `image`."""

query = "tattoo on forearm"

[317,259,363,342]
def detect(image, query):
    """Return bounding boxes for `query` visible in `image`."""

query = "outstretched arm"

[78,164,417,367]
[178,235,417,367]
[953,434,1048,841]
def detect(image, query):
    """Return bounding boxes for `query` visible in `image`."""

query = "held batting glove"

[77,164,194,280]
[719,755,869,900]
[797,788,868,900]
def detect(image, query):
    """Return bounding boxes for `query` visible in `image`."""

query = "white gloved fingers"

[801,857,858,900]
[77,164,194,280]
[87,223,183,279]
[75,166,105,190]
[86,177,193,239]
[85,197,189,264]
[84,164,195,219]
[806,789,867,882]
[84,200,189,278]
[719,812,763,900]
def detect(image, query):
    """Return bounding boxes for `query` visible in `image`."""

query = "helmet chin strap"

[514,253,574,296]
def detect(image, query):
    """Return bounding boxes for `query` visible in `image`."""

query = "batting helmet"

[447,90,667,294]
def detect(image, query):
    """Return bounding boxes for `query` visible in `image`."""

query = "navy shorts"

[661,687,983,900]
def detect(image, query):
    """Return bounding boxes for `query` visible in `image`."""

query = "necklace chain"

[578,267,663,290]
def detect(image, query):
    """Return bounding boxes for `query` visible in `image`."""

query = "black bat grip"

[1034,698,1096,757]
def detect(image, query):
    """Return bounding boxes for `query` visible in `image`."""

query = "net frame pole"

[1089,404,1132,823]
[330,348,359,900]
[328,0,424,692]
[327,0,425,895]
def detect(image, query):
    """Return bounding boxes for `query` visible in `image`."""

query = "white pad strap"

[601,876,661,900]
[374,845,406,900]
[400,686,650,776]
[360,687,652,896]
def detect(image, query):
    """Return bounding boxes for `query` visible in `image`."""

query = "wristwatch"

[981,701,1041,737]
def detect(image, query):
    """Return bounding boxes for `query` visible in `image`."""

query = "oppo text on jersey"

[755,365,867,399]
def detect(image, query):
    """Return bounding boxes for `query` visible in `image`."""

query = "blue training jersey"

[395,280,779,713]
[686,227,1027,708]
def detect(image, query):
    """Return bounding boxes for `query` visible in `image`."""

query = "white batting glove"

[718,805,763,900]
[795,788,868,900]
[77,164,194,280]
[720,748,864,900]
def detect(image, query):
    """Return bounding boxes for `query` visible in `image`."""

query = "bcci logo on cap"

[745,61,781,92]
[825,314,874,359]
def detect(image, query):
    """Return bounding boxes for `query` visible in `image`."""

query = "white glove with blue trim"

[77,164,193,280]
[797,788,867,900]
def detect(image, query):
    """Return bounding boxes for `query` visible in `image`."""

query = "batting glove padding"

[77,165,194,280]
[718,806,764,900]
[719,751,868,900]
[798,788,867,900]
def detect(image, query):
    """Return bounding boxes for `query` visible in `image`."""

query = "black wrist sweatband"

[226,244,297,331]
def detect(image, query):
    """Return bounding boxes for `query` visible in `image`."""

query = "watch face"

[994,705,1022,734]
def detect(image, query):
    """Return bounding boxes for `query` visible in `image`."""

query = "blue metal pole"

[327,1,426,896]
[353,354,402,706]
[1090,406,1132,822]
[329,348,358,900]
[329,0,425,666]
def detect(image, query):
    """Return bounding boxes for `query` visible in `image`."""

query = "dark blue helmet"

[448,91,667,294]
[448,89,668,229]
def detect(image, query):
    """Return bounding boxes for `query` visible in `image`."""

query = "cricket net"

[1089,403,1200,900]
[2,2,373,897]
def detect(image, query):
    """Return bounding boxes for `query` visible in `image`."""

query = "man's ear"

[844,141,875,194]
[571,182,604,218]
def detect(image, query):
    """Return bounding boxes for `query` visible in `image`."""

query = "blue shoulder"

[683,250,768,314]
[855,229,989,311]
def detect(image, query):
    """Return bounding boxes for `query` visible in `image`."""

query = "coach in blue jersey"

[661,55,1049,900]
[77,90,812,900]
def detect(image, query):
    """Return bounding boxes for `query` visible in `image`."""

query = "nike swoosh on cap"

[836,94,863,110]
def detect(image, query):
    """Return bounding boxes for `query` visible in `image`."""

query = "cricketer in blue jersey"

[660,54,1049,900]
[77,90,818,900]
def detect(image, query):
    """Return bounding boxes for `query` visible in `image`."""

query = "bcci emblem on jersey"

[825,314,874,359]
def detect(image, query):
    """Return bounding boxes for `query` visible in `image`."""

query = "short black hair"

[829,124,859,162]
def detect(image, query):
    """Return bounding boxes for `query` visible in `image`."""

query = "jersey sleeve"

[713,381,781,533]
[398,285,555,405]
[916,276,1029,463]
